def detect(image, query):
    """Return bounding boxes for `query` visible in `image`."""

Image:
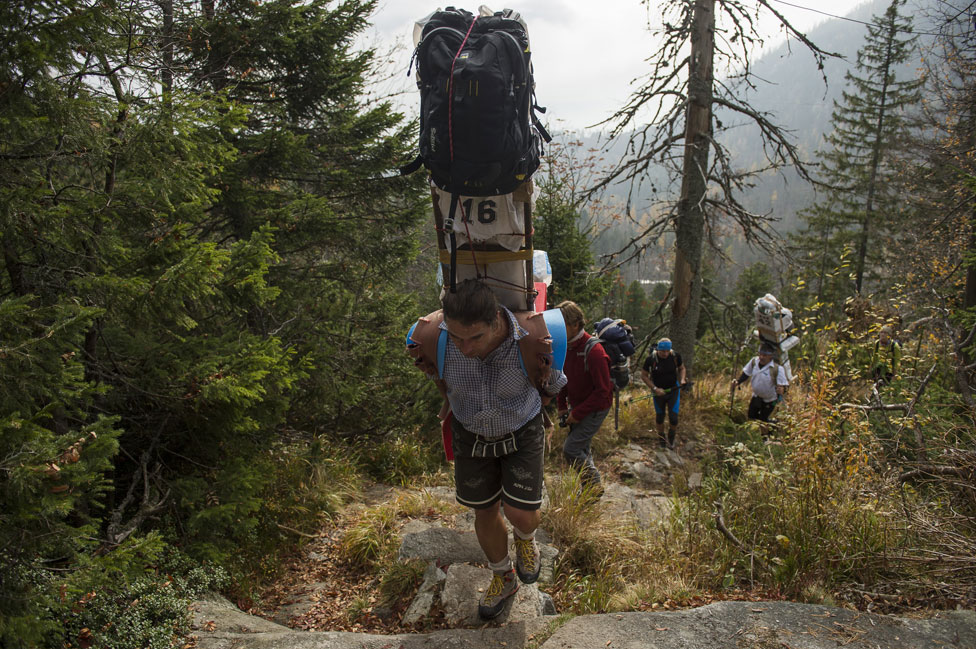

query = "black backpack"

[403,7,550,197]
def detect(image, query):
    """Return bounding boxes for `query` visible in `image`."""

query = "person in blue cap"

[641,337,686,450]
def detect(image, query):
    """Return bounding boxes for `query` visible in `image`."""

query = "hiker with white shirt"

[732,343,789,429]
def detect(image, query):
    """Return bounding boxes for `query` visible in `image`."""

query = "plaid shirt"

[440,307,567,439]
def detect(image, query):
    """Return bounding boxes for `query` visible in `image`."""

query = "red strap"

[447,17,479,273]
[448,16,478,165]
[441,411,454,461]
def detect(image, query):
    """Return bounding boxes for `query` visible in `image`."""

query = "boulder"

[399,523,486,564]
[440,564,546,627]
[542,601,976,649]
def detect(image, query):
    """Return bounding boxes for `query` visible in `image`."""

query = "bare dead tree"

[589,0,839,373]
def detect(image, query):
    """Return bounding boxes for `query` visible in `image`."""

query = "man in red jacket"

[556,301,614,495]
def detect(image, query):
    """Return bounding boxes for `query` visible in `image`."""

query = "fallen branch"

[713,501,771,574]
[276,523,321,539]
[106,435,170,546]
[898,465,974,484]
[837,403,908,412]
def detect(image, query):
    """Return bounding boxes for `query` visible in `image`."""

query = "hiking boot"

[478,570,519,619]
[514,536,541,584]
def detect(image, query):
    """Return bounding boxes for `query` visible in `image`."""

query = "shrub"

[52,536,228,649]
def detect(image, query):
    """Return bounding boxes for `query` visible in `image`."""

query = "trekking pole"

[613,390,620,433]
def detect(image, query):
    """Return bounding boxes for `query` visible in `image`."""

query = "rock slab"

[192,596,976,649]
[440,563,545,627]
[542,600,976,649]
[192,594,543,649]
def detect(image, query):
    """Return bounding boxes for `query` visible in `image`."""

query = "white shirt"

[742,356,789,403]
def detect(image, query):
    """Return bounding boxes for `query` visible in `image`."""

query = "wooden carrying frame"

[432,182,537,312]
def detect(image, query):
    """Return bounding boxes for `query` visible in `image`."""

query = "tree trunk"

[854,29,894,294]
[162,0,173,121]
[962,87,976,375]
[669,0,715,376]
[965,87,976,312]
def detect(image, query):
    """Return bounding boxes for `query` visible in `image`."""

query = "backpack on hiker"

[584,318,636,390]
[582,318,636,432]
[747,356,786,399]
[402,6,552,296]
[405,6,550,196]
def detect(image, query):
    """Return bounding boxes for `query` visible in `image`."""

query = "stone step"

[192,594,546,649]
[192,596,976,649]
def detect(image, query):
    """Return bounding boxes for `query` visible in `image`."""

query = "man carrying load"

[732,343,789,435]
[406,279,566,619]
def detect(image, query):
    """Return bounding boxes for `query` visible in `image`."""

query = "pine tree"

[796,0,922,297]
[893,0,976,401]
[1,0,427,639]
[535,142,611,314]
[621,280,652,332]
[731,262,775,336]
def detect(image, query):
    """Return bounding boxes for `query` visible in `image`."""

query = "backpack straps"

[514,310,555,393]
[406,309,554,393]
[445,194,462,293]
[399,155,423,177]
[582,337,600,374]
[406,310,450,405]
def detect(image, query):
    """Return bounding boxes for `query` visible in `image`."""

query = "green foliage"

[0,297,123,645]
[620,280,652,331]
[54,537,229,649]
[360,433,443,486]
[339,492,459,574]
[534,162,611,313]
[339,505,401,571]
[0,0,429,638]
[378,559,427,607]
[731,262,774,336]
[792,0,922,299]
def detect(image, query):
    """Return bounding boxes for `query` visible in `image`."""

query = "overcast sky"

[362,0,870,131]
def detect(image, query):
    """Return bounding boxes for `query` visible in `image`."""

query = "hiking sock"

[488,556,513,574]
[512,526,535,541]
